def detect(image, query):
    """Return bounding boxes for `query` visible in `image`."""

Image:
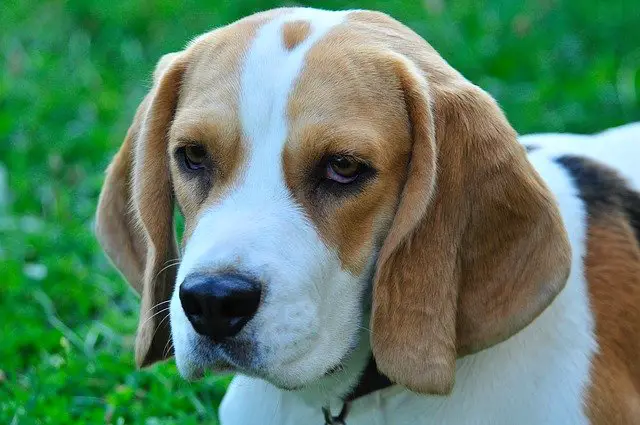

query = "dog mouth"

[324,362,346,376]
[180,316,363,388]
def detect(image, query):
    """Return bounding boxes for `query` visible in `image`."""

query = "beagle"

[95,7,640,425]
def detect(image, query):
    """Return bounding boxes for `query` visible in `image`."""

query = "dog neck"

[320,357,392,425]
[287,312,392,422]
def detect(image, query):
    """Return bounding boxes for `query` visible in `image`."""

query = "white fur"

[170,9,369,394]
[219,149,598,424]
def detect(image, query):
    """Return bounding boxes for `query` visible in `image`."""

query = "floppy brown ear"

[95,52,186,367]
[370,54,571,394]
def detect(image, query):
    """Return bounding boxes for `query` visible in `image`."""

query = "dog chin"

[270,363,348,391]
[264,347,370,398]
[262,349,355,389]
[175,359,204,381]
[174,349,235,381]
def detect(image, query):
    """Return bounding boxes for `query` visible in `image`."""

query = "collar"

[322,357,392,425]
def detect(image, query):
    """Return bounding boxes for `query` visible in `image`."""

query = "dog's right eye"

[177,145,207,171]
[326,155,362,183]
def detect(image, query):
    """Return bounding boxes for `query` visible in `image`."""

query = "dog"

[95,7,640,424]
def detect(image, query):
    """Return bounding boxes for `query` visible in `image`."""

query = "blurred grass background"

[1,0,639,423]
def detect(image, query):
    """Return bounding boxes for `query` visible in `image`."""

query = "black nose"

[179,273,261,341]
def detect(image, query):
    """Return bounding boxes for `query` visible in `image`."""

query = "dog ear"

[96,52,186,367]
[370,53,571,394]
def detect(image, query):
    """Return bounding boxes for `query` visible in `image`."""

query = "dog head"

[96,8,570,395]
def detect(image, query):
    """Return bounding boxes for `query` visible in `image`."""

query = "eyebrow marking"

[282,20,311,50]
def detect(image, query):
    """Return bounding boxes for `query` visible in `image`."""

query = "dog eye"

[326,155,362,183]
[180,145,207,171]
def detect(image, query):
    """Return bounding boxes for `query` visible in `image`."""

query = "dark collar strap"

[322,357,392,424]
[345,356,392,402]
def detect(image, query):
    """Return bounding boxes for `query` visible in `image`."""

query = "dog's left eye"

[325,155,363,183]
[177,145,207,171]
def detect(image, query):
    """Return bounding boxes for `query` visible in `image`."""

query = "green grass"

[1,0,639,423]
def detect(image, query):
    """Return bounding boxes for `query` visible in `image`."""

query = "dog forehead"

[238,9,351,141]
[177,8,435,127]
[178,9,353,112]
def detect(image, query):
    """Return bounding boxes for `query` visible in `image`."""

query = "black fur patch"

[556,155,640,242]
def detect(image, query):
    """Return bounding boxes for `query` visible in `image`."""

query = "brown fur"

[284,32,413,274]
[96,53,186,367]
[170,13,271,242]
[555,156,640,424]
[587,212,640,424]
[282,20,311,50]
[338,11,571,394]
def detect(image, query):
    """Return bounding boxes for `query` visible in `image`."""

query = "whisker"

[163,339,174,358]
[159,259,181,271]
[357,324,376,336]
[155,260,181,280]
[138,307,170,331]
[162,257,181,266]
[312,278,322,302]
[148,311,171,344]
[141,300,171,317]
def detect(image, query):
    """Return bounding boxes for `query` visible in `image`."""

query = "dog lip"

[322,344,356,377]
[280,384,304,391]
[324,362,346,376]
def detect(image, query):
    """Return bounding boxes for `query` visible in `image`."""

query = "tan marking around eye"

[170,110,244,242]
[169,9,291,244]
[282,20,311,50]
[283,25,413,275]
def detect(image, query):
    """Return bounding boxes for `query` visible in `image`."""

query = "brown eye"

[326,155,360,183]
[182,145,207,170]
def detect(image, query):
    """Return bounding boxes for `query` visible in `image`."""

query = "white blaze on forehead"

[238,9,349,192]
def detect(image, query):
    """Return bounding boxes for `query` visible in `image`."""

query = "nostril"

[220,302,241,318]
[179,286,204,317]
[220,291,261,318]
[189,301,203,317]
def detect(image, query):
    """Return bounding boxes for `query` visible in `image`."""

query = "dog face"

[168,9,413,389]
[96,8,571,395]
